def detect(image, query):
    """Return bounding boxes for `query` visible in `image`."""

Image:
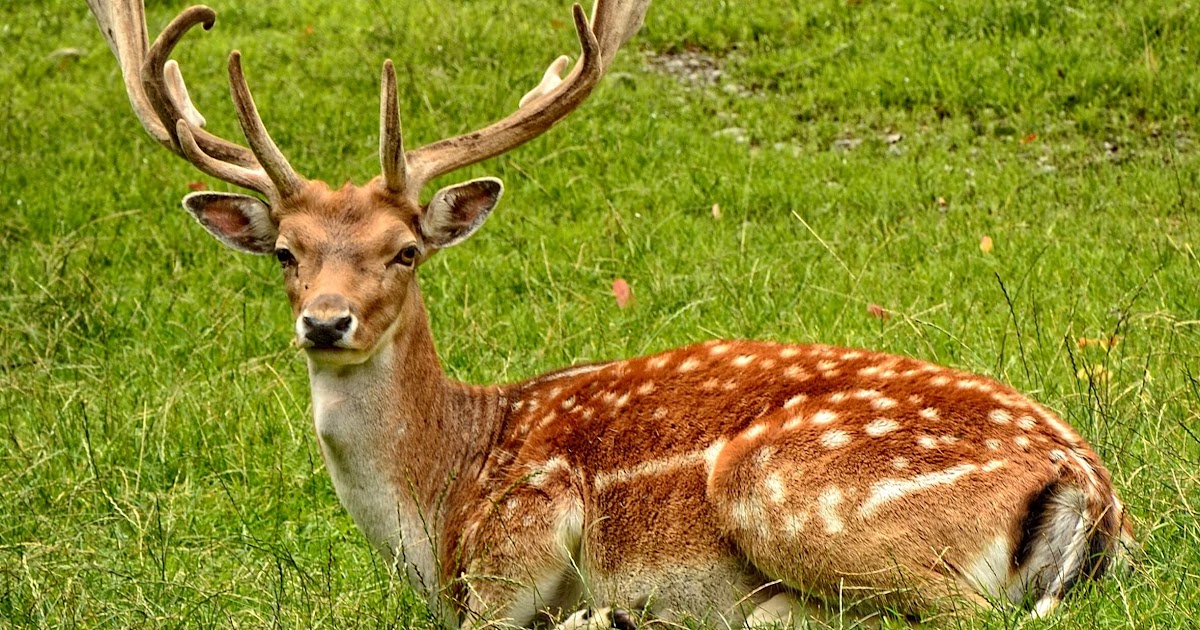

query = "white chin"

[302,346,372,367]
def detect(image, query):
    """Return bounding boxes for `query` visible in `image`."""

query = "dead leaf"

[612,278,632,309]
[1021,132,1038,144]
[187,181,207,191]
[867,304,890,320]
[936,196,948,209]
[979,235,993,254]
[711,203,721,219]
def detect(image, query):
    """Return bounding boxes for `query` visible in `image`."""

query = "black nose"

[303,315,352,348]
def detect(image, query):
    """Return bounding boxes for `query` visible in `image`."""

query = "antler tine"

[175,120,273,192]
[398,0,649,199]
[89,0,305,200]
[140,6,255,166]
[164,60,207,128]
[380,60,407,195]
[227,52,305,198]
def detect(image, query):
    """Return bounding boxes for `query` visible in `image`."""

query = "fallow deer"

[88,0,1133,627]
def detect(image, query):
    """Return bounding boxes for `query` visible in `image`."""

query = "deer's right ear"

[182,192,278,255]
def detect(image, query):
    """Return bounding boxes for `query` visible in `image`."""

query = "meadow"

[2,0,1198,627]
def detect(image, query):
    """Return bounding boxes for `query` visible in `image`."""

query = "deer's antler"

[87,1,304,201]
[380,0,651,200]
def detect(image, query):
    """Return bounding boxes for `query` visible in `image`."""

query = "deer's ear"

[182,192,277,255]
[420,177,503,249]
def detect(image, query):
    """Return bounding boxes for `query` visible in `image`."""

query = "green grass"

[2,0,1199,626]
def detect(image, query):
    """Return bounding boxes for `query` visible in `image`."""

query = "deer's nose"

[298,295,355,349]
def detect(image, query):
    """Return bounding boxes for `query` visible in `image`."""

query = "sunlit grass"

[1,0,1198,627]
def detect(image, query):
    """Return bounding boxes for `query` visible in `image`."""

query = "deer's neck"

[307,283,506,598]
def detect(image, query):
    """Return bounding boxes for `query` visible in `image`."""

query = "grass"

[2,0,1199,626]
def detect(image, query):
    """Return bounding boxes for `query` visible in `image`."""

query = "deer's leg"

[457,463,587,628]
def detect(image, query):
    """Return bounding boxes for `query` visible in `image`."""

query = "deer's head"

[88,1,648,365]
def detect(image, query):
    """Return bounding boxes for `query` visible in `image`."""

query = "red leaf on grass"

[187,181,207,191]
[1021,132,1038,144]
[612,278,632,309]
[867,304,890,320]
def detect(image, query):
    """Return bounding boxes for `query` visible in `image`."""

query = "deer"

[87,0,1134,627]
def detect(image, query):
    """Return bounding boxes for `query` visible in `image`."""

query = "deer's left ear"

[420,177,503,249]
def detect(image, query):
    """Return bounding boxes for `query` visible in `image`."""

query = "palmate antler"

[88,0,650,204]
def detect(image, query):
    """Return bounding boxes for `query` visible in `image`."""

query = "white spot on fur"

[701,377,720,390]
[852,389,881,400]
[581,407,595,420]
[653,406,668,419]
[918,435,938,449]
[919,407,939,420]
[858,365,881,377]
[678,358,701,372]
[939,435,959,445]
[1015,436,1031,449]
[820,430,851,449]
[986,439,1002,451]
[812,409,838,425]
[783,366,810,380]
[989,409,1013,424]
[1049,449,1066,462]
[648,355,670,369]
[703,439,727,478]
[817,487,845,534]
[981,459,1007,472]
[907,394,924,405]
[561,396,576,410]
[865,418,900,436]
[731,498,765,529]
[760,358,777,369]
[1018,415,1037,430]
[930,375,951,387]
[871,397,898,410]
[722,379,739,391]
[764,473,787,504]
[709,344,730,356]
[782,415,805,431]
[780,347,800,359]
[614,392,631,407]
[733,355,755,368]
[784,394,808,409]
[841,350,864,360]
[828,391,848,403]
[816,360,839,372]
[637,381,655,396]
[892,457,909,470]
[859,463,977,517]
[744,424,767,440]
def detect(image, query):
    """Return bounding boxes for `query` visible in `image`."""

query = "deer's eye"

[391,245,419,267]
[275,248,297,268]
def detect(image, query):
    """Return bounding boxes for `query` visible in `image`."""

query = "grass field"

[2,0,1199,627]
